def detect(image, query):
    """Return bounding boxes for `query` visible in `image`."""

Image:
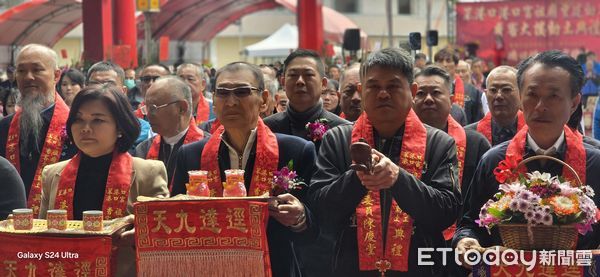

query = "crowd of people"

[0,43,599,277]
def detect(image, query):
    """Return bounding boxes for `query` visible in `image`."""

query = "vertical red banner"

[159,36,170,62]
[298,0,324,52]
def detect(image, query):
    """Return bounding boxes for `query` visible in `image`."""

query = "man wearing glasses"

[134,76,208,187]
[171,62,318,277]
[86,61,153,149]
[176,63,215,124]
[133,64,171,120]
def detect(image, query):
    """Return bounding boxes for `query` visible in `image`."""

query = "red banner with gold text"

[134,199,271,277]
[457,0,600,65]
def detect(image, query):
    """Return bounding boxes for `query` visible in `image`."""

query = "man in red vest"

[0,44,76,216]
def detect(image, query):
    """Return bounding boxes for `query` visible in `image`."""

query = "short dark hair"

[214,62,265,92]
[360,47,414,85]
[283,49,326,78]
[67,84,140,153]
[87,61,125,85]
[517,50,584,97]
[414,65,452,90]
[434,48,459,65]
[58,68,85,94]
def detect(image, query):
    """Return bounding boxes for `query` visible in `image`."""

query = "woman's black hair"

[57,68,85,97]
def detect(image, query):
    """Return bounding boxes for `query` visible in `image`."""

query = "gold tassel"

[138,249,266,277]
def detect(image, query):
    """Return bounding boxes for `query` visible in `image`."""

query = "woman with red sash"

[455,50,600,271]
[39,85,169,220]
[39,85,169,276]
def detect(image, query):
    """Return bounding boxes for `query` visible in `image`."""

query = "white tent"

[244,23,298,57]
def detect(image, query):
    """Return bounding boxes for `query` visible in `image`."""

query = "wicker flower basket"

[498,155,581,250]
[498,223,578,250]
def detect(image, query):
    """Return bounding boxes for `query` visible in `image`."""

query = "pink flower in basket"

[479,170,598,235]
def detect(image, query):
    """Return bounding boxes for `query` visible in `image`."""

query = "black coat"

[309,123,461,276]
[0,105,76,198]
[171,133,318,277]
[262,103,349,152]
[0,155,26,219]
[463,83,485,125]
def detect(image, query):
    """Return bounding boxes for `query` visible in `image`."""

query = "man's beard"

[18,93,52,154]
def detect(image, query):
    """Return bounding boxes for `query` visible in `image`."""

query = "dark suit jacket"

[0,105,76,198]
[0,155,26,219]
[263,104,349,152]
[464,83,485,124]
[172,133,318,277]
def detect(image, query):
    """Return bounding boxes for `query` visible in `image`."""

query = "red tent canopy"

[0,0,81,46]
[136,0,366,44]
[0,0,365,48]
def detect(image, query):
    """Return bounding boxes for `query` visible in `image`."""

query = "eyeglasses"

[140,76,161,84]
[143,100,180,115]
[214,86,259,98]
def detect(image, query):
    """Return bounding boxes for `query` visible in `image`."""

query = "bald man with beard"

[0,44,76,216]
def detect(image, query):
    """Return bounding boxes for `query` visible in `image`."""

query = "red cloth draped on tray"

[134,199,271,277]
[0,233,113,276]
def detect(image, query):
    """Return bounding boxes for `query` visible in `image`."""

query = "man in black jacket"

[263,49,348,152]
[309,48,461,276]
[172,62,317,277]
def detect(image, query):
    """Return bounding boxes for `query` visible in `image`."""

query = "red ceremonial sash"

[210,119,222,134]
[442,116,466,241]
[477,110,526,145]
[201,118,278,196]
[506,125,587,186]
[6,92,69,217]
[452,74,465,108]
[146,117,205,160]
[340,112,346,119]
[351,109,426,273]
[54,151,133,220]
[196,97,210,124]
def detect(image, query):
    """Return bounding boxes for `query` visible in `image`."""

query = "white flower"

[583,186,595,198]
[499,182,526,194]
[527,171,552,183]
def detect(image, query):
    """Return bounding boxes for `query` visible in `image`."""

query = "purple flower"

[306,118,330,141]
[272,163,305,195]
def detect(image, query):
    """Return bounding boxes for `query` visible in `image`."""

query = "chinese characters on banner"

[456,0,600,65]
[134,200,271,277]
[0,234,112,277]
